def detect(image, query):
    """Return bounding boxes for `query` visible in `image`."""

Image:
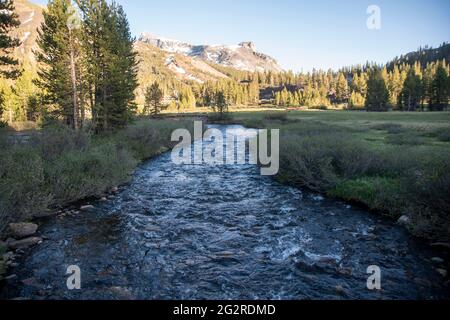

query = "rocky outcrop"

[138,33,283,73]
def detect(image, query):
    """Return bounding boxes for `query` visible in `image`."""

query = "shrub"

[32,125,90,160]
[432,128,450,142]
[372,123,404,134]
[406,157,450,241]
[0,145,51,231]
[264,112,288,122]
[329,177,406,216]
[44,143,137,205]
[385,133,426,146]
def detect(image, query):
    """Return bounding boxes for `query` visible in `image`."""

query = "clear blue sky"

[32,0,450,72]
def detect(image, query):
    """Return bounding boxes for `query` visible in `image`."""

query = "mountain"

[135,41,229,85]
[12,0,44,64]
[138,33,283,73]
[387,42,450,70]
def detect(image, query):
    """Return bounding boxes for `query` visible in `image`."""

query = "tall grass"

[0,118,195,234]
[234,112,450,241]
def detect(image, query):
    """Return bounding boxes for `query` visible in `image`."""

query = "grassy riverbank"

[0,118,195,234]
[228,110,450,241]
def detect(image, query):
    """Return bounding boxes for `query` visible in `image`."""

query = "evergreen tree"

[77,0,137,130]
[213,90,228,118]
[388,65,404,108]
[35,0,82,129]
[400,69,422,111]
[0,0,21,79]
[0,0,21,120]
[144,81,164,116]
[349,91,365,109]
[335,73,349,103]
[430,62,449,111]
[365,69,389,112]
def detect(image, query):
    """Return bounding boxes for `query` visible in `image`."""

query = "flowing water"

[2,125,449,300]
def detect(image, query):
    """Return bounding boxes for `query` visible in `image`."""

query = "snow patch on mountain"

[138,33,283,73]
[22,10,35,24]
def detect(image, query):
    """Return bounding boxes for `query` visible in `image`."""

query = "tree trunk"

[69,29,79,131]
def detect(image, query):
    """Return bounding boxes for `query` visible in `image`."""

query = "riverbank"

[225,110,450,242]
[0,118,196,280]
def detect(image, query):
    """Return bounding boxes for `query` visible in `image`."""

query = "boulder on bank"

[80,205,95,211]
[397,215,410,227]
[8,237,43,250]
[9,223,38,239]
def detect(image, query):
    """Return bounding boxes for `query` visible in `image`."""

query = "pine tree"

[430,62,449,111]
[388,65,404,108]
[213,90,228,118]
[400,69,422,111]
[35,0,82,129]
[77,0,137,130]
[0,0,21,80]
[0,0,21,121]
[144,81,164,116]
[365,69,389,112]
[336,73,349,104]
[349,91,365,109]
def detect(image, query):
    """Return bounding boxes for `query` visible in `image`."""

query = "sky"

[32,0,450,72]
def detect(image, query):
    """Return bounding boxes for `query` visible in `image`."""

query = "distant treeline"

[146,43,450,112]
[1,0,449,130]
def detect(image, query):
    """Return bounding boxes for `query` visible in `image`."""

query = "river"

[2,125,449,300]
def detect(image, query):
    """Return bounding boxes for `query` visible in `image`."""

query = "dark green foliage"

[35,0,80,128]
[400,69,422,111]
[405,157,450,239]
[0,0,21,79]
[365,70,389,111]
[36,0,138,132]
[430,63,449,111]
[213,90,228,116]
[264,112,288,122]
[82,0,138,131]
[144,81,165,116]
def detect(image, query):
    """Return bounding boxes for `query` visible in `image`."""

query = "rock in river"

[9,223,38,239]
[8,237,43,250]
[80,205,95,211]
[397,215,410,227]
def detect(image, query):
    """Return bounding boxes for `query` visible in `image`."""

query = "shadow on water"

[2,125,449,300]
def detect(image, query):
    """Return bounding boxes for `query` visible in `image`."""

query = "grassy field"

[226,110,450,241]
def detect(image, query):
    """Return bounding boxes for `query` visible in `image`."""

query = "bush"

[0,145,51,231]
[372,123,404,134]
[44,143,137,205]
[264,112,288,122]
[329,177,406,216]
[431,128,450,142]
[406,157,450,241]
[385,133,426,145]
[0,118,195,234]
[277,128,380,192]
[118,119,195,160]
